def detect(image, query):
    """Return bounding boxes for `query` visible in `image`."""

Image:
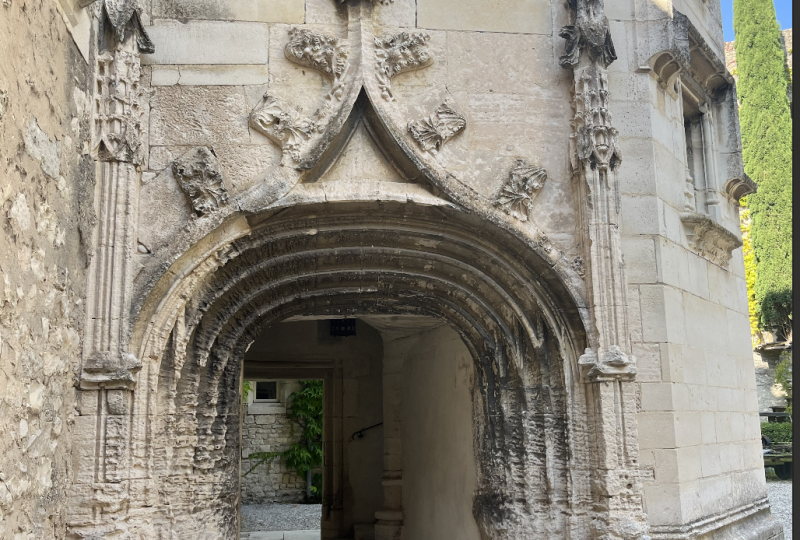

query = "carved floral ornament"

[249,94,319,166]
[285,28,350,102]
[375,32,434,101]
[172,147,230,217]
[408,103,467,154]
[495,160,548,222]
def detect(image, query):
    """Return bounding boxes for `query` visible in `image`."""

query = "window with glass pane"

[255,381,278,402]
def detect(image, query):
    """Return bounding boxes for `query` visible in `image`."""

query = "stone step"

[241,531,321,540]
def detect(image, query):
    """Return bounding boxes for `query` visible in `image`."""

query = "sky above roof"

[722,0,793,42]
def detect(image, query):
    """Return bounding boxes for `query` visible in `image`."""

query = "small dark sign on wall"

[330,319,357,337]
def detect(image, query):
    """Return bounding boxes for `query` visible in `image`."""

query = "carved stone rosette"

[561,1,651,538]
[408,103,466,154]
[172,147,229,217]
[249,94,319,166]
[494,159,548,222]
[375,32,434,101]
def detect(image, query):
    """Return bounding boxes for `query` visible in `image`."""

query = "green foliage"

[761,421,793,443]
[734,0,793,339]
[739,206,760,343]
[775,354,793,414]
[243,381,324,502]
[243,380,253,405]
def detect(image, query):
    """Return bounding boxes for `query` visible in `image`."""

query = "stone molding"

[407,102,467,154]
[680,212,743,266]
[494,159,548,222]
[83,0,154,53]
[172,147,230,217]
[375,31,434,101]
[648,498,783,540]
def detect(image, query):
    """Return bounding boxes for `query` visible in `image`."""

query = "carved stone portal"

[375,32,434,101]
[681,212,743,266]
[172,147,229,217]
[408,103,467,154]
[494,160,548,222]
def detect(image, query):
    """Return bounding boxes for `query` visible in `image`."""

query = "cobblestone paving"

[242,504,322,533]
[767,481,792,540]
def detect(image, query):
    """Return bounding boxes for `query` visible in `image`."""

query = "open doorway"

[241,379,324,539]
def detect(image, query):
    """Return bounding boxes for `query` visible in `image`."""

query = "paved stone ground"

[241,504,322,533]
[241,491,795,538]
[767,481,792,540]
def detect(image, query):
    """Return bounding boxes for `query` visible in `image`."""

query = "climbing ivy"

[734,0,793,339]
[244,381,324,502]
[739,205,760,343]
[775,354,793,414]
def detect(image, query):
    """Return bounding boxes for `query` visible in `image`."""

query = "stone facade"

[0,1,787,539]
[241,381,307,504]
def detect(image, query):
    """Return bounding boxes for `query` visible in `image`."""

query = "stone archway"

[124,200,593,539]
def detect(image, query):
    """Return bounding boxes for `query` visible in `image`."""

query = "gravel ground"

[242,504,322,532]
[243,485,793,535]
[767,481,792,540]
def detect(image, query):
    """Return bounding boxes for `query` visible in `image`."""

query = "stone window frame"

[246,379,288,414]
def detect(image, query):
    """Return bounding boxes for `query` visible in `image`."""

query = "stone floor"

[242,503,322,532]
[241,532,320,540]
[767,480,792,540]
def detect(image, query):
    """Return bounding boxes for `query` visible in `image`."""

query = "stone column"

[699,104,722,220]
[374,341,405,540]
[560,1,650,538]
[69,2,154,536]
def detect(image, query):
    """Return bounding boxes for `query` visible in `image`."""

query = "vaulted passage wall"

[122,201,597,539]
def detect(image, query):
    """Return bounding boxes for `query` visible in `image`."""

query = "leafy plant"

[761,421,792,443]
[243,380,253,405]
[774,354,793,414]
[734,0,793,340]
[243,380,324,503]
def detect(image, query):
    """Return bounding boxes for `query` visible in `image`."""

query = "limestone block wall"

[241,381,306,504]
[0,1,95,538]
[610,1,778,537]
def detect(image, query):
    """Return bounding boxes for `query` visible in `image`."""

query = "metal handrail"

[351,422,384,441]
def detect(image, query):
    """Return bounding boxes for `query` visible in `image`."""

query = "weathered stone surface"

[150,65,270,86]
[142,21,270,65]
[153,0,305,23]
[417,0,552,35]
[150,86,251,146]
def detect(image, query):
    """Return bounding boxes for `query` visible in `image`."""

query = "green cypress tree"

[734,0,793,339]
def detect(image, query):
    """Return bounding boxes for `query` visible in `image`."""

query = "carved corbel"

[494,160,548,222]
[172,147,229,217]
[249,94,319,166]
[579,347,637,383]
[408,103,466,154]
[680,212,743,266]
[375,32,434,101]
[285,28,350,102]
[723,176,758,205]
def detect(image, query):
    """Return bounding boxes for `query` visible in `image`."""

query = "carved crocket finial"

[249,94,318,166]
[408,103,467,154]
[559,0,616,68]
[495,160,548,222]
[375,32,434,101]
